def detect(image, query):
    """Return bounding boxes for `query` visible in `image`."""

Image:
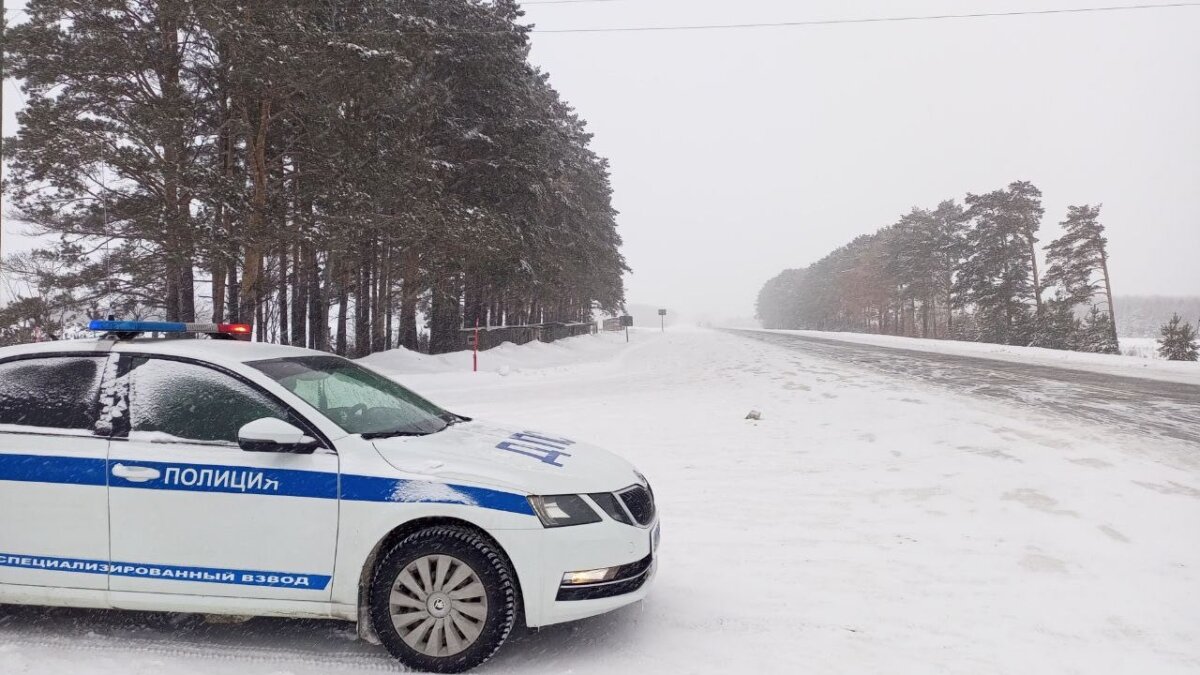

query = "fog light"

[561,567,619,586]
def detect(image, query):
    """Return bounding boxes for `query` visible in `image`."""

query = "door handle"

[112,463,162,483]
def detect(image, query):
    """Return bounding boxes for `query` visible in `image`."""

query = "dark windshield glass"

[249,356,450,437]
[129,357,291,444]
[0,356,105,431]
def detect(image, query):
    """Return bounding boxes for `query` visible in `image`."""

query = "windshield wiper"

[366,414,463,440]
[361,429,436,440]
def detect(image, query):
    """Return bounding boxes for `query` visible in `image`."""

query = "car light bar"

[561,567,620,586]
[88,320,252,338]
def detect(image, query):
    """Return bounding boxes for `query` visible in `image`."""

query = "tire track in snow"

[730,329,1200,448]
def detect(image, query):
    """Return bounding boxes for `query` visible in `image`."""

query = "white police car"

[0,321,659,673]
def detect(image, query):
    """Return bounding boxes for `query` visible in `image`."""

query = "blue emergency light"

[89,320,185,333]
[88,320,253,339]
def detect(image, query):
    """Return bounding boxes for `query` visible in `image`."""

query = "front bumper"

[492,517,659,628]
[556,553,654,602]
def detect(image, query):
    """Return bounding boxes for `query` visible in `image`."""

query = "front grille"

[556,554,654,601]
[588,491,634,526]
[618,484,655,527]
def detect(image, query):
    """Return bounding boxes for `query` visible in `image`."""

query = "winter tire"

[369,526,517,673]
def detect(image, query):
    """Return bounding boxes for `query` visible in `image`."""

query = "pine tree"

[1035,295,1082,351]
[7,0,210,322]
[955,182,1044,345]
[1157,314,1199,361]
[1042,204,1118,347]
[1007,181,1046,314]
[890,205,964,338]
[756,269,807,329]
[931,200,968,336]
[4,1,629,356]
[1079,305,1120,354]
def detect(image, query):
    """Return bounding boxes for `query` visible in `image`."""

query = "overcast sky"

[3,0,1199,321]
[520,0,1200,322]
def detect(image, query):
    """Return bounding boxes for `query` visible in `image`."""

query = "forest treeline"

[756,181,1124,353]
[1,0,626,354]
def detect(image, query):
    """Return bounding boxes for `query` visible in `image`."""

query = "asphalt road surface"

[732,330,1200,447]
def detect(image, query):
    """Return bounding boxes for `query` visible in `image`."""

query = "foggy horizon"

[520,0,1200,322]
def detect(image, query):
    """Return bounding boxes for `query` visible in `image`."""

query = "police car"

[0,321,659,673]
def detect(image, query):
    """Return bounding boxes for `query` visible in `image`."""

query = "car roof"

[114,338,323,364]
[0,337,328,367]
[0,339,116,360]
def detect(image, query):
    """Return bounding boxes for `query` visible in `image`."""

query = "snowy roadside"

[742,328,1200,386]
[3,328,1198,674]
[1118,336,1163,360]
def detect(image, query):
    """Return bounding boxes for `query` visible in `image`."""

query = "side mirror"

[237,418,319,454]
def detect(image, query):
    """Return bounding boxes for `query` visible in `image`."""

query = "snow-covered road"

[3,328,1198,674]
[734,329,1200,445]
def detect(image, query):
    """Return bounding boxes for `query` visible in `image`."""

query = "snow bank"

[1120,336,1162,360]
[747,329,1200,386]
[358,330,639,376]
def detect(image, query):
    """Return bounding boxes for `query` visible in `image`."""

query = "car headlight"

[527,494,602,528]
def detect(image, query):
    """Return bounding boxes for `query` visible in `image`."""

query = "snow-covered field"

[1119,337,1162,360]
[750,329,1199,386]
[3,328,1199,674]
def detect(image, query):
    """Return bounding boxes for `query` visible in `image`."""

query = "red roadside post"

[473,317,480,372]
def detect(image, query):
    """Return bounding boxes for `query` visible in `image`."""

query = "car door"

[106,354,340,602]
[0,353,114,591]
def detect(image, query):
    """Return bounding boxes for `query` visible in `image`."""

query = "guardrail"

[461,322,597,351]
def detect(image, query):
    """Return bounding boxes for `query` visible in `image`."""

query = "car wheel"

[369,525,518,673]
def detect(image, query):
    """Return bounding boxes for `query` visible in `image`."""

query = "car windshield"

[249,356,453,438]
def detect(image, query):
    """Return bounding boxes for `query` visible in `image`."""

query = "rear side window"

[126,357,291,445]
[0,356,106,431]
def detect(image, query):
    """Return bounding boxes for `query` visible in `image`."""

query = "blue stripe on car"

[340,474,535,515]
[0,454,107,487]
[0,453,534,516]
[0,552,331,589]
[108,458,339,499]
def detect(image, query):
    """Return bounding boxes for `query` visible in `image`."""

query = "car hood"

[370,420,642,496]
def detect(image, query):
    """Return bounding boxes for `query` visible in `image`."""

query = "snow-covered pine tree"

[4,0,628,356]
[931,200,968,337]
[1041,205,1118,350]
[1157,314,1199,361]
[889,210,935,337]
[1035,296,1083,351]
[1007,181,1046,315]
[886,202,965,339]
[1079,305,1120,354]
[955,182,1045,345]
[755,269,808,329]
[7,0,210,322]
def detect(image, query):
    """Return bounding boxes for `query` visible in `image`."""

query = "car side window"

[127,357,291,445]
[0,356,106,432]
